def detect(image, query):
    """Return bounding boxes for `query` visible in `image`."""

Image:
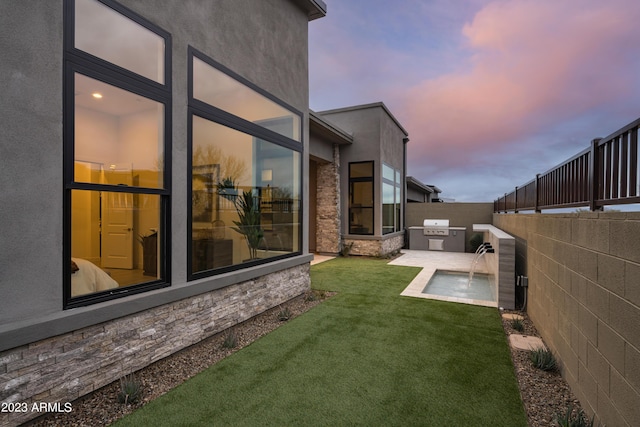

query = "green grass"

[115,257,528,426]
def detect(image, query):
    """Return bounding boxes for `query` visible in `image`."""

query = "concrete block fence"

[494,211,640,427]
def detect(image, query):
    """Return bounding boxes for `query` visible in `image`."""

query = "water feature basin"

[394,250,497,308]
[422,270,496,306]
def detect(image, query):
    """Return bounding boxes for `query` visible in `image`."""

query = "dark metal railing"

[495,117,640,212]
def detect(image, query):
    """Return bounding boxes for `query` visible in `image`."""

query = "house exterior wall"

[322,107,382,237]
[0,1,316,422]
[494,212,640,427]
[407,186,429,203]
[309,132,335,162]
[319,104,407,256]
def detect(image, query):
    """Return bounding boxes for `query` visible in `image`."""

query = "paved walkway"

[310,254,335,265]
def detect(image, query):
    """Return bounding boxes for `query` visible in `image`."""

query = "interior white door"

[102,168,134,269]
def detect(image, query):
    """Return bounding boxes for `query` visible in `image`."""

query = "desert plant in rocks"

[511,318,525,332]
[117,374,143,405]
[222,328,238,349]
[276,306,292,321]
[304,289,327,302]
[530,347,557,372]
[556,406,600,427]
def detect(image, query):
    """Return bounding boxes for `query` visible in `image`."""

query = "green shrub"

[276,307,292,321]
[469,233,484,253]
[530,347,557,372]
[556,406,600,427]
[222,328,238,349]
[118,374,142,405]
[340,242,354,257]
[511,318,524,332]
[305,289,327,302]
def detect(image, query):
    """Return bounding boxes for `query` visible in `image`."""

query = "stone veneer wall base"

[0,264,309,427]
[343,234,404,257]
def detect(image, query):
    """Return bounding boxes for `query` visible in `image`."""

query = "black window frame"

[187,47,304,281]
[349,161,375,236]
[382,163,402,235]
[63,0,172,308]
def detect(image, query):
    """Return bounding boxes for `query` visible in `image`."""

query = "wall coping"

[473,224,515,240]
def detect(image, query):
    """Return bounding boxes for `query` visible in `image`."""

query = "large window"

[188,49,302,279]
[64,0,171,306]
[349,162,374,235]
[382,163,402,234]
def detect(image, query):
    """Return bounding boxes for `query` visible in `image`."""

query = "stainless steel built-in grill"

[423,219,450,236]
[409,219,465,252]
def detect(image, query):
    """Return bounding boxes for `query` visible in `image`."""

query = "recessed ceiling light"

[92,92,103,99]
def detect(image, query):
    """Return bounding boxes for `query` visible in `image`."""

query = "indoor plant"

[231,190,264,260]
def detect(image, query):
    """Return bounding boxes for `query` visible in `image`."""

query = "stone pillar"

[315,144,341,254]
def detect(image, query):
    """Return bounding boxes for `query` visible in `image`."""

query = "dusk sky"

[309,0,640,202]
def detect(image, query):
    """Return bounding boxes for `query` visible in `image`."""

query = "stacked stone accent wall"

[344,234,404,257]
[381,234,405,256]
[315,144,341,254]
[494,212,640,427]
[0,264,309,427]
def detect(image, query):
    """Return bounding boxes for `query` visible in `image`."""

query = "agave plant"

[530,347,557,372]
[117,374,142,405]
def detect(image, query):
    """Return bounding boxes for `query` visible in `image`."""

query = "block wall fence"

[494,211,640,427]
[0,264,310,427]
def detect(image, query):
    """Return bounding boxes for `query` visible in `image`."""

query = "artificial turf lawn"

[115,257,528,426]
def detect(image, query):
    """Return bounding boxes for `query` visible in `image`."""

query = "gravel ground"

[501,310,584,427]
[29,294,583,427]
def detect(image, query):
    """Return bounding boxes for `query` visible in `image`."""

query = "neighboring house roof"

[318,102,409,137]
[294,0,327,20]
[309,110,354,145]
[407,176,442,194]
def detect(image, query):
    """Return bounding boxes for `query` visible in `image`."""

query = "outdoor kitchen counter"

[407,226,466,252]
[408,226,467,230]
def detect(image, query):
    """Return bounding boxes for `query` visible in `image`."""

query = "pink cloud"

[396,0,640,173]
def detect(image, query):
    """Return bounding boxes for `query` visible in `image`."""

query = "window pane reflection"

[75,0,165,83]
[191,116,301,274]
[74,73,164,189]
[349,162,374,235]
[382,163,402,234]
[71,189,161,297]
[193,57,300,141]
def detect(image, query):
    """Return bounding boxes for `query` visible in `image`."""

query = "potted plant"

[231,190,264,260]
[216,177,238,201]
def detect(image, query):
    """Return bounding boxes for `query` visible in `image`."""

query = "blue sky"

[309,0,640,202]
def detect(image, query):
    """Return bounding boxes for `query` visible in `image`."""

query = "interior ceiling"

[75,74,156,116]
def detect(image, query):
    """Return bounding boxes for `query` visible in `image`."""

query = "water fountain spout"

[468,244,493,287]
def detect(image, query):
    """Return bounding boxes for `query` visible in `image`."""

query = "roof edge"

[407,176,442,194]
[309,110,354,145]
[318,101,409,136]
[294,0,327,21]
